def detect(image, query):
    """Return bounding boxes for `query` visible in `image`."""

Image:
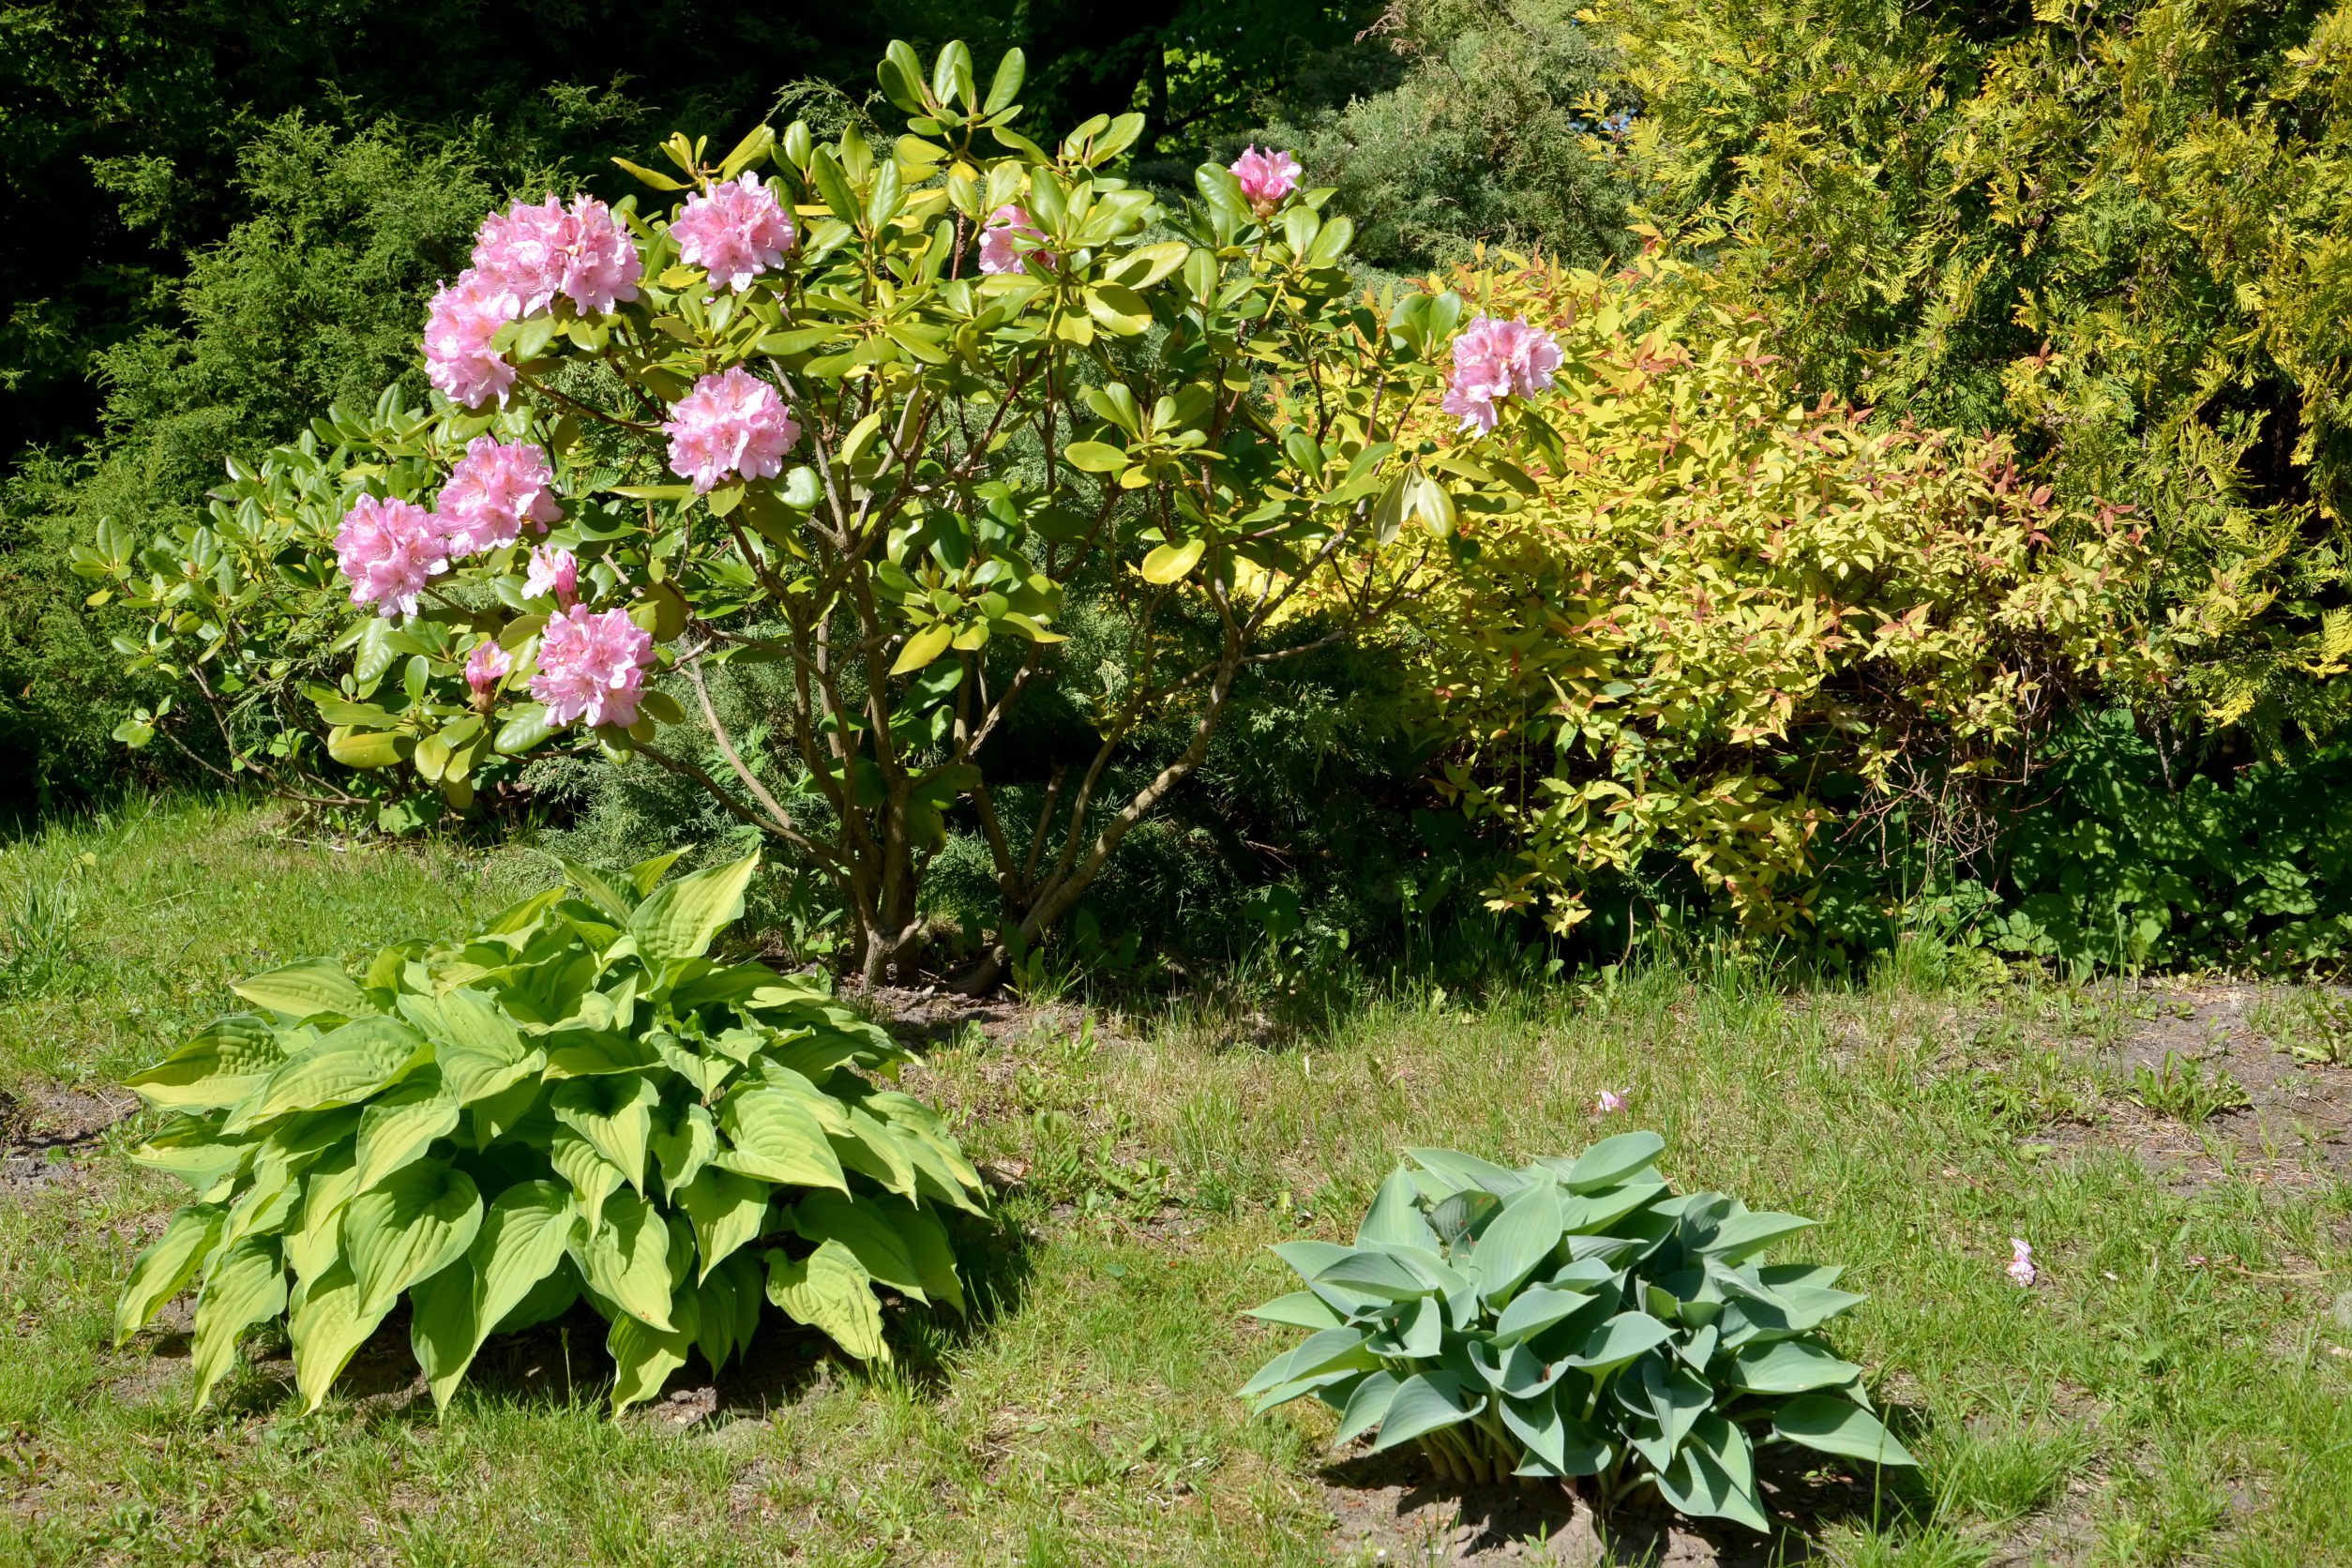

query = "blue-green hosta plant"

[1240,1135,1914,1529]
[112,852,985,1413]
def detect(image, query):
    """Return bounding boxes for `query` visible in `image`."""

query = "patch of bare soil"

[0,1081,136,1196]
[1312,1442,1911,1564]
[2028,982,2352,1193]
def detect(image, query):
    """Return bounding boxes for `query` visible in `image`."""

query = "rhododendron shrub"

[80,39,1540,986]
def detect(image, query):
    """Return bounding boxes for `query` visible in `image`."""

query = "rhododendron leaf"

[807,148,858,222]
[984,48,1025,115]
[891,622,954,674]
[612,157,687,191]
[1306,215,1355,269]
[1084,283,1153,336]
[494,703,555,755]
[1141,539,1204,584]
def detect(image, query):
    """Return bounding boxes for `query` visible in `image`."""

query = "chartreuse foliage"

[110,851,984,1413]
[1241,1134,1912,1529]
[1398,255,2166,937]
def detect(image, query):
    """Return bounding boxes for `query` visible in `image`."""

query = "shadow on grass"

[233,1199,1043,1422]
[1313,1422,1937,1565]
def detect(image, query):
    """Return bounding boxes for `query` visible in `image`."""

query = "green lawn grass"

[2,800,2348,1565]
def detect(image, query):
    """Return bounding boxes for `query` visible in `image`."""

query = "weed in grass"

[0,867,82,996]
[1818,1519,1996,1568]
[1923,1410,2092,1524]
[2129,1052,2252,1123]
[2250,988,2352,1064]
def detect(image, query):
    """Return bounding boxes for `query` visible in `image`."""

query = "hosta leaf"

[578,1190,674,1330]
[1409,1147,1530,1198]
[1493,1284,1595,1346]
[792,1189,927,1303]
[114,1203,225,1344]
[126,1016,285,1109]
[652,1032,736,1099]
[189,1237,286,1408]
[342,1160,483,1318]
[231,958,368,1021]
[832,1106,919,1199]
[1313,1249,1432,1302]
[678,1166,771,1281]
[1333,1369,1400,1446]
[1772,1394,1917,1466]
[1245,1291,1342,1331]
[468,1180,575,1341]
[287,1260,389,1413]
[1705,1211,1817,1265]
[1638,1351,1714,1465]
[1565,1132,1666,1193]
[693,1250,762,1373]
[1730,1338,1862,1395]
[416,988,542,1104]
[1356,1168,1440,1254]
[1270,1240,1352,1282]
[1502,1389,1611,1477]
[649,1099,718,1199]
[552,1073,657,1195]
[871,1193,963,1314]
[353,1067,459,1191]
[1470,1176,1562,1301]
[408,1259,477,1409]
[632,852,760,967]
[219,1158,303,1251]
[228,1016,430,1132]
[608,1295,693,1411]
[1559,1179,1669,1233]
[551,1129,626,1236]
[718,1085,849,1191]
[131,1113,258,1193]
[764,1238,886,1361]
[1369,1372,1485,1452]
[1563,1311,1674,1372]
[1654,1423,1771,1531]
[542,1031,660,1078]
[286,1151,361,1282]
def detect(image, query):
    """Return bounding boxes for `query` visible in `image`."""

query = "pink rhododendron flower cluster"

[663,368,799,492]
[671,174,796,292]
[524,545,579,607]
[464,640,513,697]
[424,196,642,409]
[1441,315,1563,433]
[335,495,447,617]
[978,205,1049,275]
[435,438,563,556]
[532,605,654,729]
[2008,1238,2037,1288]
[471,195,642,315]
[1230,146,1301,215]
[424,273,519,408]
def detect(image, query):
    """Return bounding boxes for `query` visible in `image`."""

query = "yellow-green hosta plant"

[112,852,985,1413]
[1240,1135,1913,1529]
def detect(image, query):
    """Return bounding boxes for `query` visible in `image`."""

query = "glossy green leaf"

[342,1160,482,1318]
